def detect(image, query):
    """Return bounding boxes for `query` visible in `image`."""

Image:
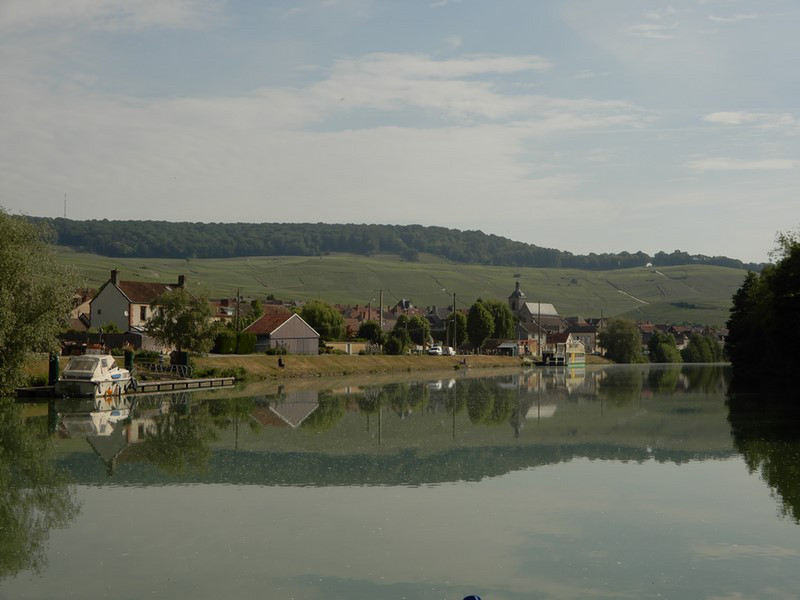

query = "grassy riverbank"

[23,352,612,385]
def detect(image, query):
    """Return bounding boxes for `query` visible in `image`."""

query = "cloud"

[0,0,223,32]
[445,35,463,49]
[704,111,795,128]
[707,13,759,23]
[623,23,677,40]
[686,157,798,171]
[431,0,463,8]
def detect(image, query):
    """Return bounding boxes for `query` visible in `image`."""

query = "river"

[2,364,798,599]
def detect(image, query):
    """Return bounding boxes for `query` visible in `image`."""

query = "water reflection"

[728,390,800,523]
[7,365,800,599]
[39,365,740,487]
[0,398,81,578]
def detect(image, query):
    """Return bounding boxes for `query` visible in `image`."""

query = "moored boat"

[54,349,133,398]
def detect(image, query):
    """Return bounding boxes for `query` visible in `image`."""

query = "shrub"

[236,332,256,354]
[213,330,237,354]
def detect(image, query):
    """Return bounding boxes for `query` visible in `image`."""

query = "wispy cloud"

[623,23,677,40]
[431,0,463,8]
[704,111,795,128]
[686,157,798,171]
[708,13,759,23]
[445,35,463,49]
[0,0,224,32]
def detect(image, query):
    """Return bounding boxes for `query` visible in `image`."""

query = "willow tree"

[0,210,74,395]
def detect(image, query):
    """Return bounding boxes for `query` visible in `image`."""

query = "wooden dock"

[133,377,235,393]
[16,376,235,399]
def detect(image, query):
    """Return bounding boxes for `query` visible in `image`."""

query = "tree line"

[31,217,762,271]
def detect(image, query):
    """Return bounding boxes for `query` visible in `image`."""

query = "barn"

[244,307,320,355]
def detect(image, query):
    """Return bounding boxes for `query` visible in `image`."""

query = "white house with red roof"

[90,269,186,332]
[243,306,320,354]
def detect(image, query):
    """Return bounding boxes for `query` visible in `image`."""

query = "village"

[64,269,727,366]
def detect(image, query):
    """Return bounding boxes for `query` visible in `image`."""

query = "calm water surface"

[2,365,799,599]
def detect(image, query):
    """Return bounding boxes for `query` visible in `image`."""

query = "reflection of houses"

[251,391,319,428]
[243,306,320,354]
[90,269,185,335]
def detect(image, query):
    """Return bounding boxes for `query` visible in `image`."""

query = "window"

[97,309,102,315]
[140,306,147,321]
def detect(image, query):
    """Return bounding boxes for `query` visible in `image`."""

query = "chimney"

[178,275,186,288]
[111,269,119,285]
[515,280,521,293]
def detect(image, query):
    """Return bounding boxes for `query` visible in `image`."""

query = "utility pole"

[379,289,384,332]
[452,292,457,351]
[235,287,240,333]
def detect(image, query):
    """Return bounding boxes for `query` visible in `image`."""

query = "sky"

[1,0,798,263]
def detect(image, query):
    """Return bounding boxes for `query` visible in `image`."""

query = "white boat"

[54,350,133,398]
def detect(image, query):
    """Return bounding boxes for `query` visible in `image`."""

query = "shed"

[244,307,320,354]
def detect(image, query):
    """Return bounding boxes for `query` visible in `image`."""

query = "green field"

[56,249,746,326]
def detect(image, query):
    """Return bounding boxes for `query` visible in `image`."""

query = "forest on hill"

[32,218,762,272]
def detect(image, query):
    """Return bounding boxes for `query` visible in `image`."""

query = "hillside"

[35,218,762,271]
[57,249,745,325]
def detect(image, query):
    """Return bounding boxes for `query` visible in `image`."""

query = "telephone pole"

[452,291,457,351]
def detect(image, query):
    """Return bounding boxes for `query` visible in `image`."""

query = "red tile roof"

[117,281,177,303]
[244,306,294,335]
[547,332,570,344]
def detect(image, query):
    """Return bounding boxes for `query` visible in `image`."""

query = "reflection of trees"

[300,393,346,432]
[597,368,643,405]
[728,392,800,523]
[207,397,260,434]
[682,365,729,394]
[464,380,515,426]
[0,398,81,579]
[357,387,383,414]
[141,403,218,475]
[647,367,681,394]
[383,383,426,418]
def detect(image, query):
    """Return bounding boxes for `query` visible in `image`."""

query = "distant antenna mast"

[64,193,67,218]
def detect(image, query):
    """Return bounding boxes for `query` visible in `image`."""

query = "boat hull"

[54,375,131,398]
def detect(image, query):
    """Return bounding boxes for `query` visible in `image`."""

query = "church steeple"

[508,280,526,315]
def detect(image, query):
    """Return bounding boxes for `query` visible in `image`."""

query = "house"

[565,323,600,354]
[90,269,185,332]
[543,332,586,366]
[243,306,320,354]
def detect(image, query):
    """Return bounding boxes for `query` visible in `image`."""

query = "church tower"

[508,280,526,319]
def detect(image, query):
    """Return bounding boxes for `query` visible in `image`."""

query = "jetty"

[16,376,235,399]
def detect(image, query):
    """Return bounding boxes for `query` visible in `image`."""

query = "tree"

[0,210,74,395]
[598,318,644,363]
[648,330,682,363]
[299,301,345,341]
[725,230,800,384]
[466,302,494,351]
[681,333,723,363]
[357,320,385,345]
[481,299,515,339]
[391,315,412,348]
[383,334,406,355]
[146,287,216,354]
[446,311,467,348]
[408,315,431,347]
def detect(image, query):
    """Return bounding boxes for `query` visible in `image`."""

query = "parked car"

[428,345,443,356]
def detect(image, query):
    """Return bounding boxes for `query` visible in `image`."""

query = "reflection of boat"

[54,350,133,397]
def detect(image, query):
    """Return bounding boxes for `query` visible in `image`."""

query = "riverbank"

[195,354,518,379]
[24,352,612,384]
